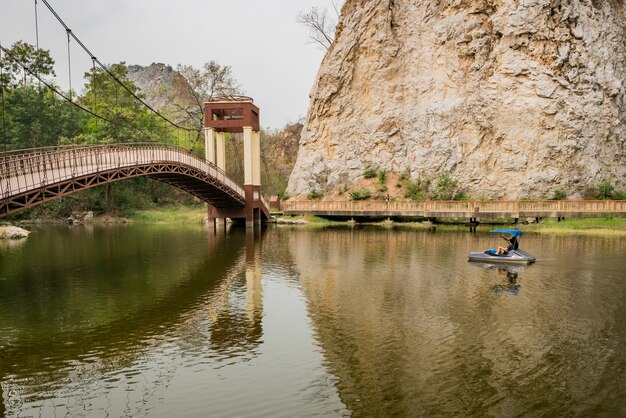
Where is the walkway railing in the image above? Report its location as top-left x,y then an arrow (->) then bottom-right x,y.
1,143 -> 245,200
283,199 -> 626,217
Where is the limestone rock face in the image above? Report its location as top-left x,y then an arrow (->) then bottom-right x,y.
287,0 -> 626,199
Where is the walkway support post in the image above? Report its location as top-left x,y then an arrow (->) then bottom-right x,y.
204,127 -> 216,164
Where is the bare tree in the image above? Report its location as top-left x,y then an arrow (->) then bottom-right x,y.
161,61 -> 240,133
297,1 -> 344,51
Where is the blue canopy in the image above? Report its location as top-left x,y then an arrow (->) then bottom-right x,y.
490,229 -> 523,237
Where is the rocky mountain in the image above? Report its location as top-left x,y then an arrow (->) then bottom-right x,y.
127,63 -> 197,126
287,0 -> 626,199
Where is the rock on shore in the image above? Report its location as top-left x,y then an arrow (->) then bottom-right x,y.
287,0 -> 626,199
0,226 -> 31,239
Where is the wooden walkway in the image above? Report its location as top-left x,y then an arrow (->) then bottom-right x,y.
283,200 -> 626,219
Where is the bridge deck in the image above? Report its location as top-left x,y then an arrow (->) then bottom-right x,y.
1,144 -> 254,217
283,200 -> 626,219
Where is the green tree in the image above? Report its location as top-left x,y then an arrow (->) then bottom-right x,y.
3,86 -> 85,149
0,41 -> 55,89
72,63 -> 171,144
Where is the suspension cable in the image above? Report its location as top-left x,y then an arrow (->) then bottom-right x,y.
0,44 -> 153,134
92,56 -> 97,127
66,28 -> 72,101
1,46 -> 7,154
34,0 -> 40,49
35,0 -> 42,147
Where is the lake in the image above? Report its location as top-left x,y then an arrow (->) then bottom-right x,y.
0,224 -> 624,417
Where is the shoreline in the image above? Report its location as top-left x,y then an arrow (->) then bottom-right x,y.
5,206 -> 626,236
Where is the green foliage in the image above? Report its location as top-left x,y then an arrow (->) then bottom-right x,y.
377,169 -> 388,184
431,172 -> 466,200
0,41 -> 55,89
2,86 -> 85,149
349,189 -> 372,200
75,63 -> 171,144
550,189 -> 567,200
307,188 -> 324,200
337,184 -> 348,194
363,167 -> 377,179
404,179 -> 427,200
583,178 -> 625,200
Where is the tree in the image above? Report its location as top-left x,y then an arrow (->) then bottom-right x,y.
297,1 -> 343,51
74,63 -> 171,144
0,41 -> 55,89
0,42 -> 81,150
3,86 -> 85,149
156,61 -> 241,135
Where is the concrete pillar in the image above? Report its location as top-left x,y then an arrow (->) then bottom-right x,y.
252,130 -> 261,186
204,128 -> 215,164
243,127 -> 254,185
216,132 -> 226,171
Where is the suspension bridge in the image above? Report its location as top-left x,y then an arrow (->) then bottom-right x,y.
0,1 -> 271,227
0,142 -> 270,225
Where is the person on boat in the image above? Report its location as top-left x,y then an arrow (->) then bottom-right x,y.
496,235 -> 517,255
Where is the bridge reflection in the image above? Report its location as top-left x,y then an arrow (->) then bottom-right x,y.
0,225 -> 265,415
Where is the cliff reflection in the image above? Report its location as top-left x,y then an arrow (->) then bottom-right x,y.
287,227 -> 626,417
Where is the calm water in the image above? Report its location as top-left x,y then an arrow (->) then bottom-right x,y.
0,224 -> 624,417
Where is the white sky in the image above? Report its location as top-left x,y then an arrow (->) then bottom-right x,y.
0,0 -> 334,129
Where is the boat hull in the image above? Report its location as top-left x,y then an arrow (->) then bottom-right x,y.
467,249 -> 536,264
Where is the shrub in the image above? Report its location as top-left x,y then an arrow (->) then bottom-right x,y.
307,188 -> 324,200
431,172 -> 465,200
583,178 -> 625,200
337,184 -> 348,194
378,169 -> 388,184
549,189 -> 567,200
349,189 -> 372,200
363,167 -> 377,179
404,179 -> 425,200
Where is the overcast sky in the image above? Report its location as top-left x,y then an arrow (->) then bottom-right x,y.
1,0 -> 335,129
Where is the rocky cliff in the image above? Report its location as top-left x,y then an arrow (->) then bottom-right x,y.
287,0 -> 626,199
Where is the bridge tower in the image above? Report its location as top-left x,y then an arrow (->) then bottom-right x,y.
204,96 -> 263,228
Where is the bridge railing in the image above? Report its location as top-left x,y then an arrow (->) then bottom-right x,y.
1,143 -> 245,199
282,199 -> 626,215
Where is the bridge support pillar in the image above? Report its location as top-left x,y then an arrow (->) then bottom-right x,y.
216,132 -> 226,171
245,185 -> 262,229
244,126 -> 262,229
204,128 -> 216,164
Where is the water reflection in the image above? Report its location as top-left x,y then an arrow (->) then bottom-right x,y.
468,262 -> 524,294
1,225 -> 624,417
0,225 -> 265,416
286,227 -> 626,417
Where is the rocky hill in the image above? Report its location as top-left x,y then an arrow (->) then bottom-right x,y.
127,63 -> 197,126
287,0 -> 626,199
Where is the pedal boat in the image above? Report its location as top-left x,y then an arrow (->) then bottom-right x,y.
467,229 -> 536,265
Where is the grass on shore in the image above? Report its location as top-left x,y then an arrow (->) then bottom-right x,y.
523,217 -> 626,235
129,205 -> 207,224
128,206 -> 626,235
